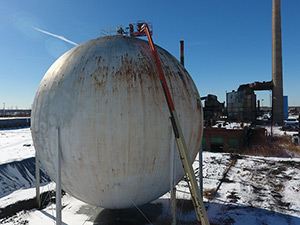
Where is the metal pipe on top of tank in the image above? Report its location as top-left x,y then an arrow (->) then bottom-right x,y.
180,40 -> 184,67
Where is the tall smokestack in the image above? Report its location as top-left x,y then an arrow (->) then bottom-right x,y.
180,40 -> 184,66
272,0 -> 284,125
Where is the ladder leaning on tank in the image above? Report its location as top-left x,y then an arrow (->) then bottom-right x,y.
130,23 -> 210,225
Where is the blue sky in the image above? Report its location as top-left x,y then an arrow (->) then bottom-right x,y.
0,0 -> 299,109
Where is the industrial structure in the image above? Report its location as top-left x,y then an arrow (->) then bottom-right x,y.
272,0 -> 284,125
32,34 -> 201,209
227,88 -> 257,122
32,22 -> 209,224
30,1 -> 286,224
227,0 -> 284,124
201,94 -> 225,124
0,109 -> 31,117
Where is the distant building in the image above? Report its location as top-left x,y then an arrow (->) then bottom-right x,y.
227,88 -> 256,122
201,94 -> 225,124
0,109 -> 31,117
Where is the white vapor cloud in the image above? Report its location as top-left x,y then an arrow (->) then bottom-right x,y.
33,27 -> 78,46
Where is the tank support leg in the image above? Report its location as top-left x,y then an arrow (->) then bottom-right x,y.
56,126 -> 62,225
35,145 -> 40,208
199,146 -> 203,198
170,132 -> 176,225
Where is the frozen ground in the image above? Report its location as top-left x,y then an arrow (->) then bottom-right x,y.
214,120 -> 299,137
0,128 -> 34,164
205,154 -> 300,225
264,125 -> 299,137
0,128 -> 299,224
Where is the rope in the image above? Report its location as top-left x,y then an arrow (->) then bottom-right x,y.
118,185 -> 153,225
129,198 -> 153,225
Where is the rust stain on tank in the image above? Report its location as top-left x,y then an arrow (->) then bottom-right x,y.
94,76 -> 104,88
152,157 -> 156,171
112,168 -> 119,177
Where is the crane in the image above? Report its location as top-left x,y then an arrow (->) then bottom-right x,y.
131,22 -> 210,225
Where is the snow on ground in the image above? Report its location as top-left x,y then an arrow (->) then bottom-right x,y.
2,192 -> 94,225
209,155 -> 300,224
201,152 -> 232,190
0,183 -> 54,209
213,120 -> 299,137
22,194 -> 93,225
264,125 -> 299,136
213,121 -> 249,129
1,128 -> 300,224
0,128 -> 34,164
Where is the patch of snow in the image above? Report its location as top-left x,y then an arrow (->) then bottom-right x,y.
0,128 -> 34,164
264,125 -> 298,136
1,128 -> 300,224
213,156 -> 300,218
0,183 -> 54,208
1,193 -> 93,225
213,121 -> 248,129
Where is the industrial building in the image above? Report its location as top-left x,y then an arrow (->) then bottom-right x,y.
226,0 -> 284,125
226,88 -> 256,122
201,94 -> 225,124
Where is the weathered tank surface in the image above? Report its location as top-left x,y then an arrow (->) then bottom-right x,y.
31,35 -> 203,209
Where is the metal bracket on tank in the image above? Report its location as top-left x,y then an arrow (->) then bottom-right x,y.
99,22 -> 153,37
